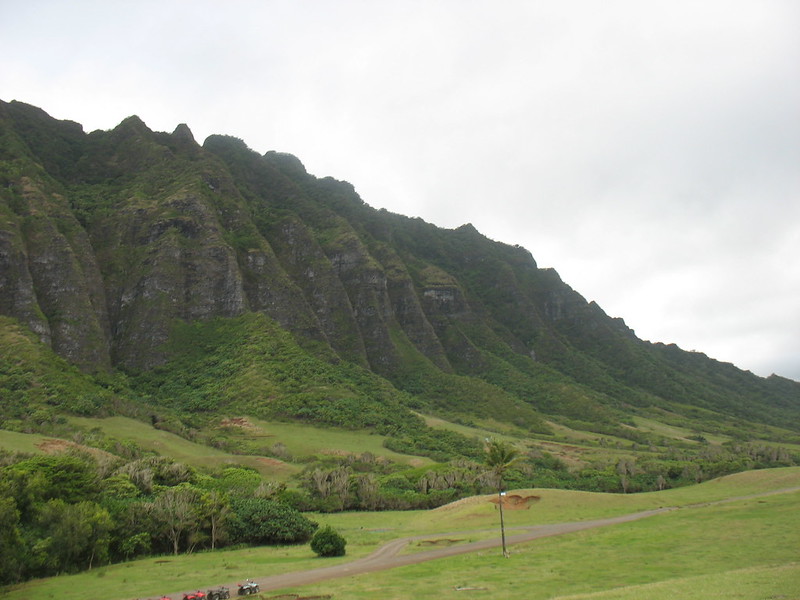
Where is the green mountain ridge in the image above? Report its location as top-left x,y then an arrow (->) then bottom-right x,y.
1,98 -> 798,443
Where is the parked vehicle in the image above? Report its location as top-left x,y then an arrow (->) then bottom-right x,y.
183,592 -> 206,600
237,579 -> 260,595
206,587 -> 230,600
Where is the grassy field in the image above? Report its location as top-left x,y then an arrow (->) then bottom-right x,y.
0,429 -> 59,454
0,415 -> 434,480
68,415 -> 433,467
3,467 -> 798,600
231,416 -> 434,466
5,407 -> 766,481
67,416 -> 299,479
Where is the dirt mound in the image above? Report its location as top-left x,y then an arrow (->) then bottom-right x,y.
219,417 -> 261,432
257,456 -> 287,467
36,438 -> 114,460
417,538 -> 464,547
433,492 -> 542,513
489,494 -> 541,510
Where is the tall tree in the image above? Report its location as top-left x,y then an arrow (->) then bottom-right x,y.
484,439 -> 521,558
150,484 -> 201,555
200,490 -> 231,550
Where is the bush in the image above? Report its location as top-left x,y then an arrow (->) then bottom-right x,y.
229,497 -> 318,545
310,525 -> 346,557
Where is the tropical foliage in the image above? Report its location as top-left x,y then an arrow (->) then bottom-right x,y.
0,450 -> 317,585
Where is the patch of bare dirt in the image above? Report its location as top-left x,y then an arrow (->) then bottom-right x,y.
417,538 -> 464,546
432,492 -> 542,513
257,457 -> 287,467
36,438 -> 114,460
219,417 -> 262,432
488,494 -> 541,510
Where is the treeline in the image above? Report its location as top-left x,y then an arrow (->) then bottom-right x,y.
0,450 -> 317,586
280,441 -> 799,512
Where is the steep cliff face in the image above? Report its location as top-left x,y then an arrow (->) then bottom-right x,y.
265,215 -> 368,365
19,179 -> 111,370
0,102 -> 112,370
1,100 -> 797,432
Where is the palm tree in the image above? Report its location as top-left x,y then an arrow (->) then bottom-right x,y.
484,439 -> 521,558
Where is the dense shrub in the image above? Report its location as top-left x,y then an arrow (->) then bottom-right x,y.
310,525 -> 346,557
228,497 -> 318,545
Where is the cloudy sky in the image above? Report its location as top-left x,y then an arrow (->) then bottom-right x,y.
2,1 -> 799,380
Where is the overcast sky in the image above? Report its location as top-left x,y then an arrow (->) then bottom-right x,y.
2,0 -> 799,380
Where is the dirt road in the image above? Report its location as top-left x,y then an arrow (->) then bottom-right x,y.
158,506 -> 672,599
253,506 -> 673,594
156,485 -> 800,599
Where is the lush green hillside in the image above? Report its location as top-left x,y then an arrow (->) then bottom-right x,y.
1,97 -> 798,468
2,99 -> 797,439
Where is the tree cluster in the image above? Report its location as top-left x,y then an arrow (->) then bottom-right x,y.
0,451 -> 317,586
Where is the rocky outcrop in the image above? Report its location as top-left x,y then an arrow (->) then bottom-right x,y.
324,229 -> 400,374
4,175 -> 111,370
98,191 -> 250,369
0,218 -> 52,346
265,215 -> 368,366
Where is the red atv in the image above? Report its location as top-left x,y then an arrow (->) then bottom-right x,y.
183,592 -> 206,600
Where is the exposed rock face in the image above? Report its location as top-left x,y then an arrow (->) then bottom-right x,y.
325,231 -> 399,374
266,215 -> 368,365
99,191 -> 250,369
0,99 -> 632,380
0,224 -> 51,345
6,176 -> 111,370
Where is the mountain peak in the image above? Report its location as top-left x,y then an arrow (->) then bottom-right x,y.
171,122 -> 195,143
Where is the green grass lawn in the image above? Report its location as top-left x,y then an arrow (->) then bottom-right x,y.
0,429 -> 56,454
4,467 -> 799,600
551,562 -> 800,600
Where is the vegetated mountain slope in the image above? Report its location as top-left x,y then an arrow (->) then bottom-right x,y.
1,99 -> 798,439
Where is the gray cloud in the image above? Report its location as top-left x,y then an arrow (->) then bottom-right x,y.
2,0 -> 798,378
